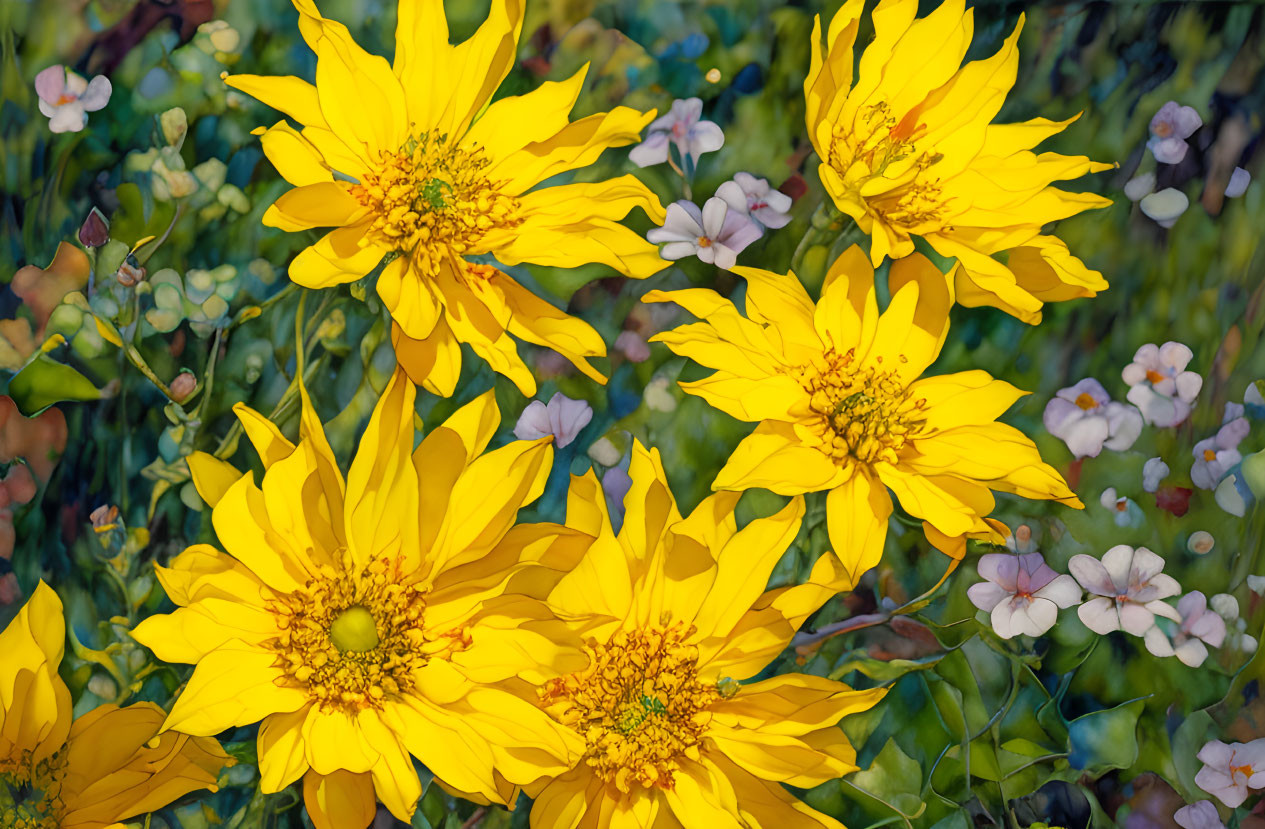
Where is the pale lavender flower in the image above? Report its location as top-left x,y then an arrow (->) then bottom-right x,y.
615,330 -> 650,363
1144,591 -> 1226,667
1069,545 -> 1181,636
513,393 -> 593,448
1143,457 -> 1170,493
1148,101 -> 1202,164
1195,739 -> 1265,808
1174,801 -> 1224,829
716,173 -> 793,230
1225,167 -> 1251,198
35,65 -> 111,133
647,198 -> 761,271
1043,378 -> 1142,458
967,553 -> 1080,639
1191,416 -> 1249,490
629,98 -> 723,169
1123,342 -> 1202,427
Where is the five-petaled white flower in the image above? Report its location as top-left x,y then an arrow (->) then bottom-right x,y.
1069,545 -> 1181,635
1143,591 -> 1226,667
1123,342 -> 1203,427
647,198 -> 761,271
1195,738 -> 1265,808
716,172 -> 793,230
967,553 -> 1080,639
1191,415 -> 1250,490
1043,378 -> 1142,458
35,65 -> 111,133
1148,101 -> 1202,164
513,392 -> 593,448
629,97 -> 724,170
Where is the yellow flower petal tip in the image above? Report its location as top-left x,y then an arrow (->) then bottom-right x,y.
234,0 -> 665,394
805,0 -> 1112,321
650,249 -> 1078,577
531,441 -> 883,827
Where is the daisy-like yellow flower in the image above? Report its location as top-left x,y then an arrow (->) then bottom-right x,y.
645,246 -> 1082,585
526,442 -> 884,828
805,0 -> 1113,323
227,0 -> 667,395
132,370 -> 584,829
1,582 -> 230,829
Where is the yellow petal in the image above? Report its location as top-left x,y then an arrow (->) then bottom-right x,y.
0,581 -> 72,762
496,272 -> 608,385
392,0 -> 453,129
463,67 -> 586,161
712,422 -> 848,495
263,181 -> 364,233
223,73 -> 327,128
186,451 -> 242,509
310,20 -> 408,161
290,223 -> 384,289
303,769 -> 377,829
908,371 -> 1026,433
233,403 -> 296,467
492,106 -> 656,195
437,0 -> 526,137
813,245 -> 877,355
163,645 -> 308,736
258,707 -> 312,792
258,121 -> 333,187
825,469 -> 892,588
392,317 -> 462,397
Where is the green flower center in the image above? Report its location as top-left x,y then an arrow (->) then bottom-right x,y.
329,606 -> 380,653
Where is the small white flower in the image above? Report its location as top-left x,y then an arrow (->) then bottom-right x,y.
1124,172 -> 1156,201
647,198 -> 762,271
513,392 -> 593,448
1210,593 -> 1238,621
587,436 -> 622,467
629,98 -> 724,169
716,173 -> 793,230
1195,738 -> 1265,808
1122,342 -> 1202,427
35,65 -> 111,133
1174,800 -> 1224,829
1069,545 -> 1182,636
1148,101 -> 1202,164
1186,531 -> 1215,555
1144,591 -> 1226,667
1225,167 -> 1251,198
1143,457 -> 1170,492
967,553 -> 1081,639
1191,417 -> 1249,490
1043,378 -> 1142,458
1140,187 -> 1190,228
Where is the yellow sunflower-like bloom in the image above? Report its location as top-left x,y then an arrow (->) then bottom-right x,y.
645,246 -> 1082,586
131,370 -> 585,829
1,582 -> 230,829
805,0 -> 1114,323
226,0 -> 667,395
525,442 -> 885,828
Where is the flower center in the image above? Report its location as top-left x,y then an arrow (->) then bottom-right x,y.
0,749 -> 68,829
1203,449 -> 1217,462
348,133 -> 520,277
1232,761 -> 1255,782
830,101 -> 945,229
267,552 -> 461,713
540,625 -> 720,793
697,236 -> 713,248
793,347 -> 926,466
1074,392 -> 1099,410
1145,369 -> 1166,384
1154,122 -> 1173,138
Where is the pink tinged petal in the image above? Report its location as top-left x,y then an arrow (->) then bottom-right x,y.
760,189 -> 792,214
967,581 -> 1010,612
701,197 -> 729,239
1127,547 -> 1167,588
1146,573 -> 1181,601
1175,638 -> 1210,667
545,393 -> 593,448
1177,591 -> 1207,619
1173,801 -> 1225,829
48,103 -> 87,133
615,331 -> 650,362
1196,740 -> 1235,769
1118,602 -> 1158,636
976,553 -> 1019,591
1195,763 -> 1248,808
1144,600 -> 1183,626
1176,371 -> 1203,402
1188,611 -> 1226,648
687,120 -> 725,158
1061,415 -> 1110,458
1122,363 -> 1148,386
1043,398 -> 1086,436
1014,598 -> 1058,637
1015,553 -> 1056,593
1159,342 -> 1195,371
629,132 -> 671,168
1077,596 -> 1120,634
34,65 -> 65,104
1144,626 -> 1175,658
513,401 -> 552,441
78,76 -> 112,111
715,180 -> 749,215
1068,554 -> 1115,596
990,599 -> 1022,639
1103,403 -> 1143,451
1033,575 -> 1081,608
752,205 -> 792,229
718,212 -> 762,253
1225,167 -> 1251,198
1101,545 -> 1139,593
672,97 -> 703,126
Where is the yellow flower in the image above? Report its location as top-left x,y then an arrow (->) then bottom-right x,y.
227,0 -> 667,395
527,442 -> 884,827
132,370 -> 584,829
646,247 -> 1082,586
0,582 -> 230,829
805,0 -> 1113,323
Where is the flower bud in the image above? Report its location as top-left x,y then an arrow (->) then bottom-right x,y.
78,207 -> 109,248
170,371 -> 197,402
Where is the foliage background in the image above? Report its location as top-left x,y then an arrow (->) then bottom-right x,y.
1,0 -> 1263,826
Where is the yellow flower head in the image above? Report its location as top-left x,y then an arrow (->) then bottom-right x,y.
806,0 -> 1114,323
227,0 -> 668,395
132,371 -> 585,829
646,246 -> 1082,586
528,442 -> 884,828
0,582 -> 230,829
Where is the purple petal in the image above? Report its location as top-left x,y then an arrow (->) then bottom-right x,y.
977,553 -> 1020,591
1225,167 -> 1251,198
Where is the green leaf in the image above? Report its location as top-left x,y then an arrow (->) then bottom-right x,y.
832,653 -> 944,681
1170,709 -> 1215,801
848,738 -> 926,819
7,353 -> 101,415
1066,697 -> 1147,775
